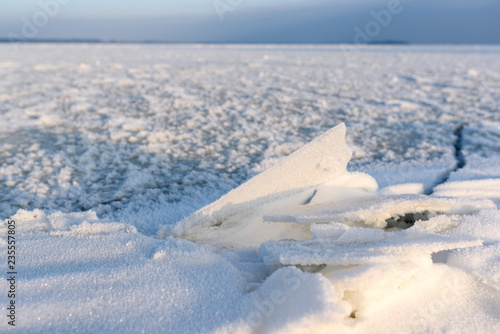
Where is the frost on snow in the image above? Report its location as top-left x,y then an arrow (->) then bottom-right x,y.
171,121 -> 500,333
2,44 -> 500,334
168,121 -> 500,333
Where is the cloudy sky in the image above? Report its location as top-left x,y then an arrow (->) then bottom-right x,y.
1,0 -> 499,43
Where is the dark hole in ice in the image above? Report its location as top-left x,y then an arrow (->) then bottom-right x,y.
296,264 -> 327,273
384,211 -> 432,230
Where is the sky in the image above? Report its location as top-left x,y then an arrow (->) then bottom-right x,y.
0,0 -> 499,43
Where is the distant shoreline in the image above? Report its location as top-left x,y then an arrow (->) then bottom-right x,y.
1,39 -> 499,45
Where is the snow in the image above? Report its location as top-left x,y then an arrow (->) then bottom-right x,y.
379,183 -> 425,195
1,44 -> 500,333
434,179 -> 500,201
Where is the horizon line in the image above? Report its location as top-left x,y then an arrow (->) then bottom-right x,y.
2,38 -> 500,46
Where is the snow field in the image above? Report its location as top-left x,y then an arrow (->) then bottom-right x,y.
1,44 -> 500,333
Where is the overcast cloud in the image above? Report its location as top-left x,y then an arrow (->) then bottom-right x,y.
0,0 -> 499,43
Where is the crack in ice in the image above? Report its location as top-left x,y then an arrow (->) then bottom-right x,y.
429,124 -> 467,195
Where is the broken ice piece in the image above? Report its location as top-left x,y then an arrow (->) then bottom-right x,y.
264,194 -> 496,229
172,123 -> 377,248
260,225 -> 483,266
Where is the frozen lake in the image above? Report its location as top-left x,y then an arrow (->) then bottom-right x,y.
1,44 -> 499,333
1,44 -> 499,230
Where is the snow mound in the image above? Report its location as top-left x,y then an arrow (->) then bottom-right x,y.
242,267 -> 350,334
324,260 -> 500,334
172,123 -> 377,247
2,209 -> 137,235
447,243 -> 500,290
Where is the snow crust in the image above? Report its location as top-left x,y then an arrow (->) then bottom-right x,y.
1,44 -> 500,333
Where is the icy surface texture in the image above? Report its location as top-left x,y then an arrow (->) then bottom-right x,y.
1,44 -> 500,333
1,44 -> 500,235
174,123 -> 377,247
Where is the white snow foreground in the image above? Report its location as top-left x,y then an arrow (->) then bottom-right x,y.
168,122 -> 500,333
3,123 -> 500,333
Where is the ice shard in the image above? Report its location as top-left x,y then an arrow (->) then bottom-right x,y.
172,123 -> 377,247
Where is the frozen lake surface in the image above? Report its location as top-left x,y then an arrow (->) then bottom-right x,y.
1,44 -> 499,333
